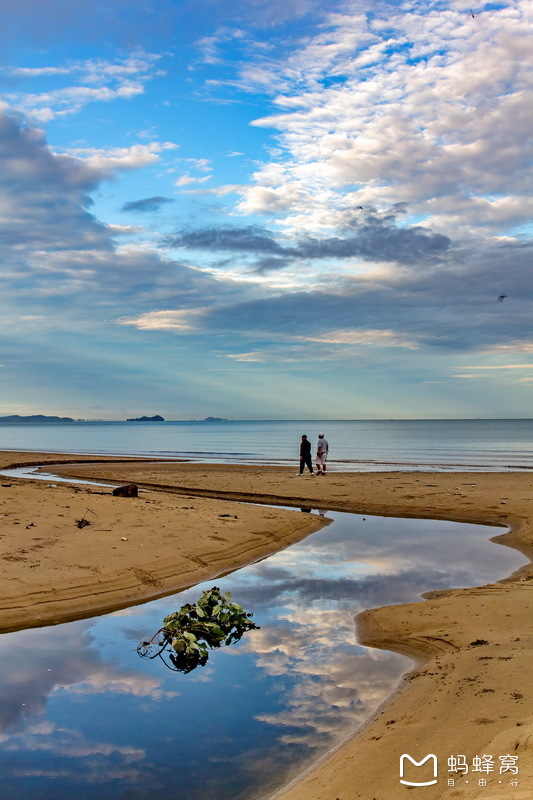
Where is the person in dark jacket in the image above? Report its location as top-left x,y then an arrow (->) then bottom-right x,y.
299,435 -> 314,475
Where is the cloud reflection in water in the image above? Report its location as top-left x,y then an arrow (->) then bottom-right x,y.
0,511 -> 523,800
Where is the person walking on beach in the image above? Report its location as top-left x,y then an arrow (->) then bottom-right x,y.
299,435 -> 314,475
315,433 -> 329,475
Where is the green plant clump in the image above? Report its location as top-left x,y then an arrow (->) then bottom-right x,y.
137,587 -> 259,673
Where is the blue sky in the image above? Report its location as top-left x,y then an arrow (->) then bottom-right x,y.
1,0 -> 532,420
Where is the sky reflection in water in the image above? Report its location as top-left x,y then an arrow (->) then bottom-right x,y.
0,512 -> 524,800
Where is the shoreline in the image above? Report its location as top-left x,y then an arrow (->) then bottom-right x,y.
1,452 -> 532,798
2,445 -> 533,474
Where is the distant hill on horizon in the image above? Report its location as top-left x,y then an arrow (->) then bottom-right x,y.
0,414 -> 75,423
126,415 -> 165,422
0,414 -> 232,424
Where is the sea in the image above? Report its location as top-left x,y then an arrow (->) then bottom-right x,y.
0,418 -> 532,471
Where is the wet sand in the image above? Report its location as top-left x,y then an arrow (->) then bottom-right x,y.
0,452 -> 326,632
1,452 -> 533,799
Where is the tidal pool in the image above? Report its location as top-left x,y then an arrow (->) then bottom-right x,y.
0,511 -> 524,800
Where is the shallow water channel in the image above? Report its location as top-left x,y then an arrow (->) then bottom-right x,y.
0,500 -> 525,800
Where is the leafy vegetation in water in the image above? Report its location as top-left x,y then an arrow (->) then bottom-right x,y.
137,587 -> 259,673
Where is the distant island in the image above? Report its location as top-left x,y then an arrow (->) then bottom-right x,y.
0,414 -> 75,424
0,413 -> 229,424
126,415 -> 165,422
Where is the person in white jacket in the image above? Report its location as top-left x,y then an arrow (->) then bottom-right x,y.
315,433 -> 329,475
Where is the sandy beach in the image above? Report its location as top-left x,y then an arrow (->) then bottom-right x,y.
0,452 -> 327,632
1,451 -> 532,799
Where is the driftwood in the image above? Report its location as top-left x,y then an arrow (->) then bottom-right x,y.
112,484 -> 139,497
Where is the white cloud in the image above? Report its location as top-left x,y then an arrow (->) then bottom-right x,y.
61,142 -> 178,173
174,173 -> 212,187
184,157 -> 212,172
9,66 -> 71,77
299,328 -> 420,348
224,329 -> 421,364
462,363 -> 533,369
236,179 -> 308,216
6,52 -> 164,120
195,27 -> 249,65
188,183 -> 243,196
214,1 -> 533,236
106,223 -> 143,235
117,308 -> 206,331
484,343 -> 533,354
174,174 -> 198,186
226,352 -> 266,362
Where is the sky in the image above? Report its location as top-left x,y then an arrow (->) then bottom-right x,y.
0,0 -> 532,420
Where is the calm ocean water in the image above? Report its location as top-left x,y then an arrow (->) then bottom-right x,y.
0,419 -> 532,471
